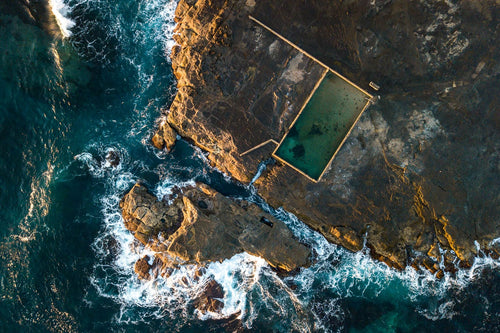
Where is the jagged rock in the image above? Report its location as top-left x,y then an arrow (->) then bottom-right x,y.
193,280 -> 224,313
151,121 -> 177,151
155,0 -> 499,271
120,184 -> 183,245
1,0 -> 63,37
120,183 -> 310,274
134,256 -> 152,280
158,0 -> 325,183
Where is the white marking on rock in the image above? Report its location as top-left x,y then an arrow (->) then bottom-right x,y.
246,0 -> 256,8
280,53 -> 305,83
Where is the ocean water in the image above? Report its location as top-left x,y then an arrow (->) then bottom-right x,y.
0,1 -> 499,332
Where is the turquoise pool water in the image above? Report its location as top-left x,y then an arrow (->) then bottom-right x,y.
274,71 -> 370,180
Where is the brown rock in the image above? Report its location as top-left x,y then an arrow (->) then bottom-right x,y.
151,120 -> 177,151
3,0 -> 63,38
438,216 -> 476,264
121,183 -> 311,276
166,183 -> 311,272
427,243 -> 440,259
194,267 -> 206,281
329,226 -> 363,252
155,0 -> 499,272
490,250 -> 499,260
120,183 -> 183,245
165,0 -> 325,182
421,257 -> 438,274
134,256 -> 152,280
193,280 -> 224,313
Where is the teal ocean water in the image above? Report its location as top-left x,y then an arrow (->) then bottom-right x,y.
0,1 -> 499,331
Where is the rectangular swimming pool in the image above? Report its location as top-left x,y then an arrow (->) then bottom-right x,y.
273,70 -> 371,181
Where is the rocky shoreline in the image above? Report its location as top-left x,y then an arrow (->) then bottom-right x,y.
120,183 -> 310,273
120,181 -> 311,313
132,0 -> 499,279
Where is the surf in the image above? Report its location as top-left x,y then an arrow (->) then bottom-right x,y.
49,0 -> 75,37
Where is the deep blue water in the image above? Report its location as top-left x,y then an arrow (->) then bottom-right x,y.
0,1 -> 499,332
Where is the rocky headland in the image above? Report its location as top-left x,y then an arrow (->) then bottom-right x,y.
147,0 -> 499,275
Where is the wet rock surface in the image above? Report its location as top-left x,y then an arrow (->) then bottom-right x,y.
156,0 -> 499,270
120,183 -> 183,246
120,183 -> 311,274
165,0 -> 325,182
151,120 -> 177,151
193,280 -> 225,313
134,255 -> 152,280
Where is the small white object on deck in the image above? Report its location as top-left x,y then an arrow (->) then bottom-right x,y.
369,81 -> 380,91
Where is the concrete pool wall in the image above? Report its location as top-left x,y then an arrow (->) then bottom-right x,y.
273,70 -> 373,181
249,15 -> 374,182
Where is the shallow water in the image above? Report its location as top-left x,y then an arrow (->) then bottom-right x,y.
0,1 -> 499,332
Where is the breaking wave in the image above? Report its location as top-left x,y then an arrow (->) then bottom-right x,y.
49,0 -> 76,37
77,135 -> 500,331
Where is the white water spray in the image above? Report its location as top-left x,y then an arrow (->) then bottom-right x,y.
49,0 -> 76,37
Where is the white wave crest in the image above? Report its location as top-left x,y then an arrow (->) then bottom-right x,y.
81,137 -> 500,330
49,0 -> 75,37
243,200 -> 500,327
90,170 -> 273,324
74,145 -> 127,178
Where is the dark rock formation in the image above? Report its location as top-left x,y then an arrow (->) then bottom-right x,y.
166,0 -> 325,182
193,280 -> 225,313
105,150 -> 120,167
134,255 -> 152,280
120,183 -> 183,246
120,183 -> 310,273
155,0 -> 499,270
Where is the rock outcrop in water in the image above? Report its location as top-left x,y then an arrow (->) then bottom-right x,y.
151,120 -> 177,151
153,0 -> 500,272
193,279 -> 225,313
120,183 -> 310,275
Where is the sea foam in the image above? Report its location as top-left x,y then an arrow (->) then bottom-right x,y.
49,0 -> 75,37
82,138 -> 500,330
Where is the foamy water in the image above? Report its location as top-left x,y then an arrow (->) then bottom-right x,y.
49,0 -> 76,37
74,136 -> 500,330
77,139 -> 252,320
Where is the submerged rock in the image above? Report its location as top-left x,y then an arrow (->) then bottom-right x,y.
154,0 -> 499,271
105,150 -> 120,168
120,183 -> 310,274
